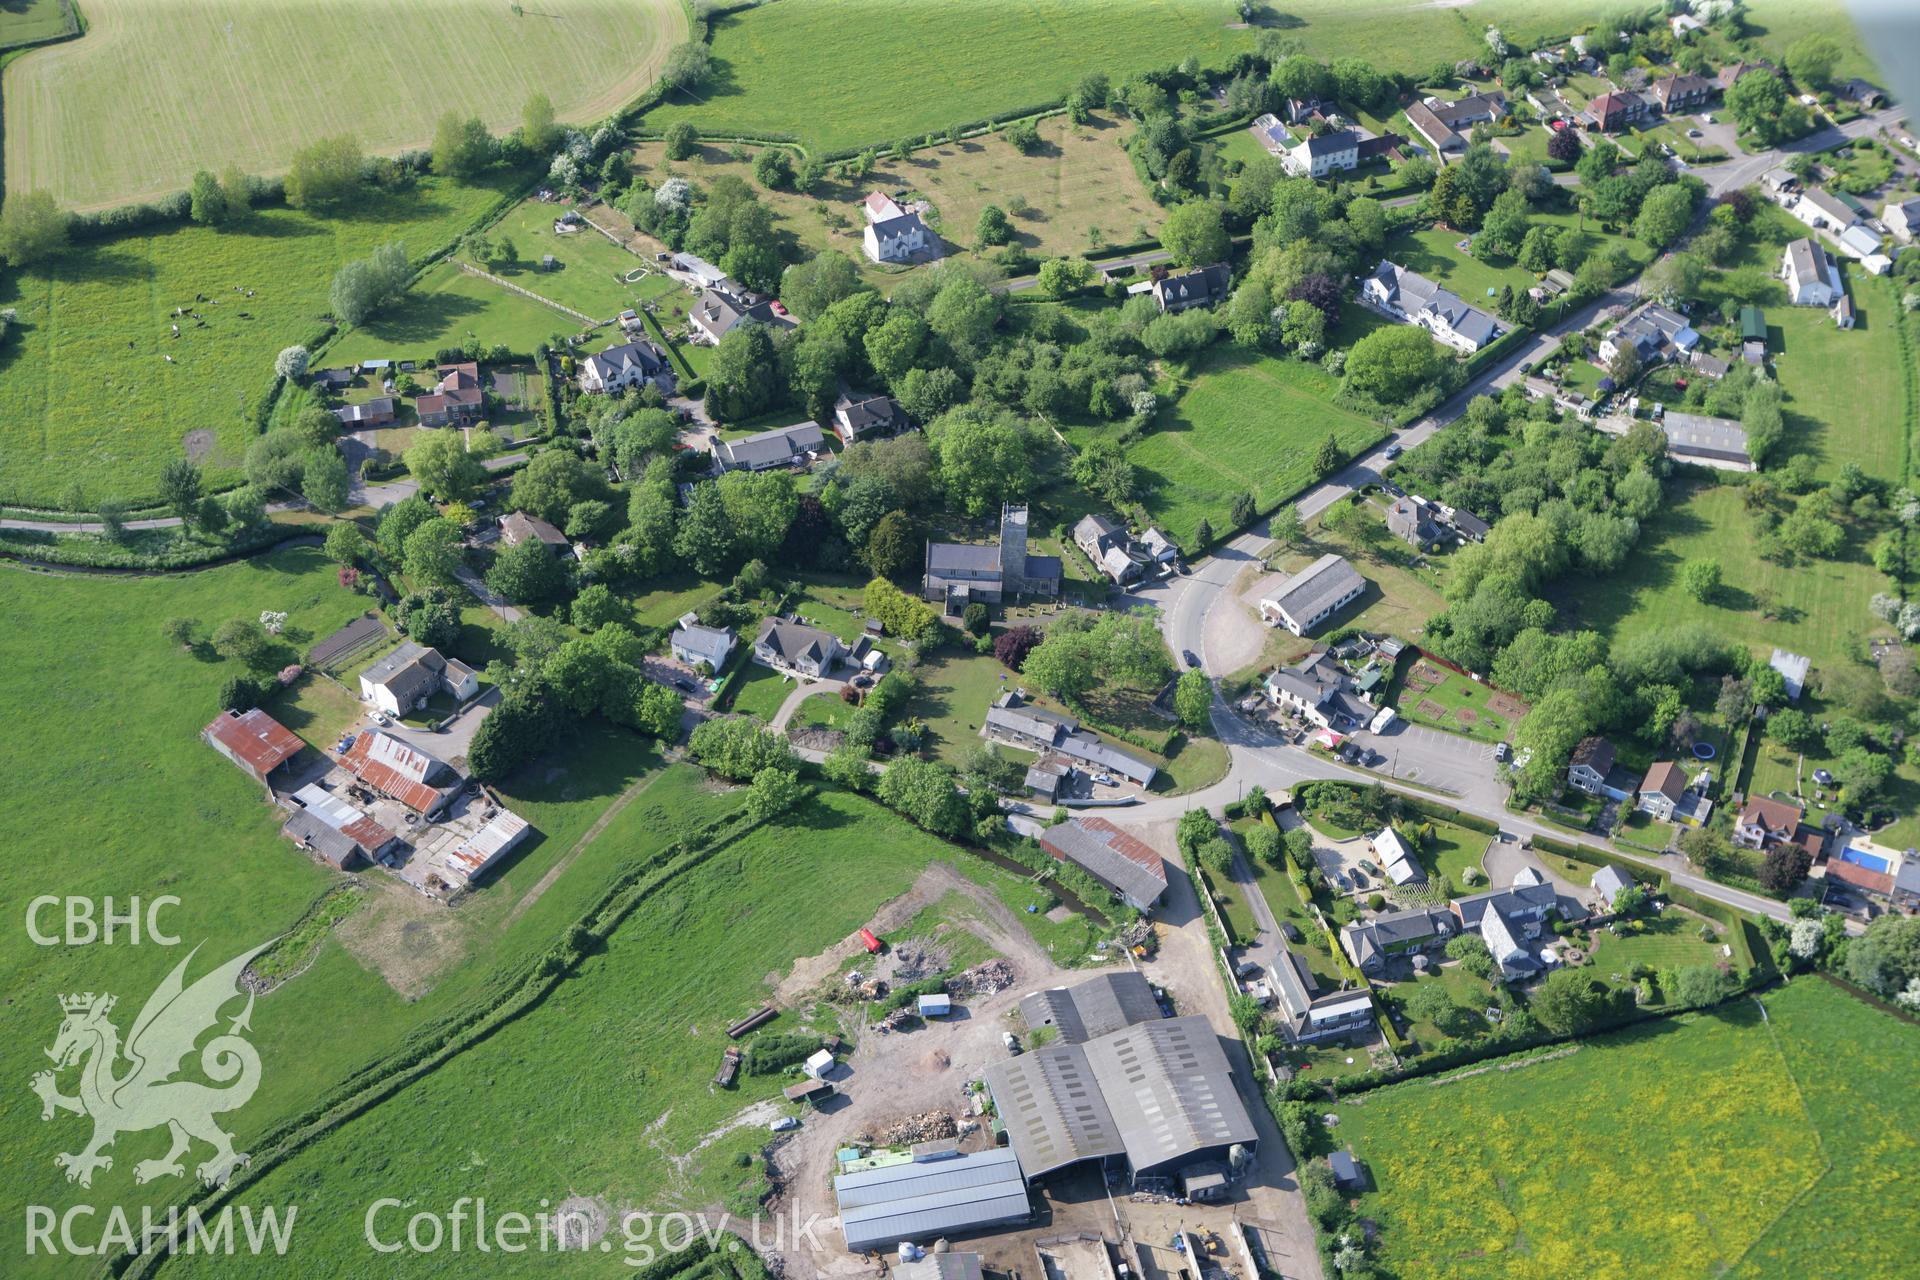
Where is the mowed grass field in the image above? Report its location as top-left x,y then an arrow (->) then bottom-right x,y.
324,260 -> 582,368
646,0 -> 1251,153
2,0 -> 687,209
162,794 -> 1056,1278
0,172 -> 523,507
1335,979 -> 1920,1280
1770,277 -> 1908,483
0,0 -> 74,49
1127,347 -> 1385,543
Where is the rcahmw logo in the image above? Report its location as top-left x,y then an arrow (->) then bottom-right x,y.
25,939 -> 300,1258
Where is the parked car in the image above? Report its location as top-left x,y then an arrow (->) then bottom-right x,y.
1686,127 -> 1703,137
1359,859 -> 1381,876
770,1117 -> 800,1133
1495,742 -> 1510,762
1351,870 -> 1369,888
1182,649 -> 1201,670
1003,1032 -> 1022,1055
1383,442 -> 1403,460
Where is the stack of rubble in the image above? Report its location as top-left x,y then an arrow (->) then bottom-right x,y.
873,1112 -> 958,1147
947,958 -> 1016,998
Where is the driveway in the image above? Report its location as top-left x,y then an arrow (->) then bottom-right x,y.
375,685 -> 500,764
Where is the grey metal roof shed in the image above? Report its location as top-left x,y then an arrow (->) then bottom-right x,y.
833,1147 -> 1030,1252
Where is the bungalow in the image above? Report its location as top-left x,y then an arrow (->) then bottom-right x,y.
359,641 -> 479,717
1792,189 -> 1864,234
416,362 -> 484,427
1583,90 -> 1650,132
861,191 -> 932,264
1339,906 -> 1455,976
1733,796 -> 1824,856
1403,91 -> 1506,155
1835,223 -> 1883,262
1282,129 -> 1360,179
1567,736 -> 1635,801
499,511 -> 570,553
202,707 -> 305,789
1591,864 -> 1634,911
1263,648 -> 1373,730
1259,553 -> 1366,636
1371,827 -> 1426,887
832,389 -> 909,444
1781,238 -> 1844,307
1361,260 -> 1502,353
578,338 -> 675,395
1599,302 -> 1698,366
1647,71 -> 1716,114
1839,78 -> 1886,109
1659,410 -> 1752,471
752,617 -> 846,678
1038,817 -> 1168,910
983,693 -> 1157,788
1269,950 -> 1373,1044
313,367 -> 355,392
670,252 -> 729,290
711,422 -> 825,472
1152,262 -> 1233,313
334,397 -> 396,427
670,613 -> 735,672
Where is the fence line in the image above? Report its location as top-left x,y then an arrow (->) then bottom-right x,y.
457,263 -> 598,327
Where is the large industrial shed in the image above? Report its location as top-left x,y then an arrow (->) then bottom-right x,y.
985,974 -> 1258,1186
834,1148 -> 1031,1253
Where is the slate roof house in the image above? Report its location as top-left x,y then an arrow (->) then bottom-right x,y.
1733,796 -> 1824,857
1361,261 -> 1502,353
1781,238 -> 1844,307
752,617 -> 845,678
984,692 -> 1157,787
1039,817 -> 1168,910
985,973 -> 1258,1185
1567,736 -> 1635,801
578,339 -> 675,395
1452,872 -> 1559,977
686,288 -> 794,347
1259,554 -> 1366,636
1403,92 -> 1505,154
499,511 -> 570,553
861,191 -> 932,264
670,613 -> 735,671
1282,129 -> 1359,178
1339,906 -> 1455,976
832,389 -> 909,444
1074,513 -> 1141,584
1263,648 -> 1373,730
1386,494 -> 1447,547
358,641 -> 479,717
1599,302 -> 1698,366
1269,949 -> 1374,1044
415,362 -> 484,428
922,504 -> 1061,609
712,422 -> 826,472
1152,262 -> 1233,313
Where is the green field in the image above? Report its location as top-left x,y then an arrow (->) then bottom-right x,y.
1335,979 -> 1920,1279
324,260 -> 585,368
646,0 -> 1251,154
3,0 -> 687,209
478,197 -> 670,319
0,171 -> 526,507
1127,347 -> 1386,543
161,792 -> 1060,1277
1770,277 -> 1908,483
0,0 -> 74,48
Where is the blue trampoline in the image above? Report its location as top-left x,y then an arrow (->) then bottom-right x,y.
1692,742 -> 1716,760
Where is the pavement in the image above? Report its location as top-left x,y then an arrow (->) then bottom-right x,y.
1689,105 -> 1908,196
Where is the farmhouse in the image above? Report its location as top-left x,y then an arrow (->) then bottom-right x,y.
1403,91 -> 1506,155
359,641 -> 479,717
1583,90 -> 1650,132
499,511 -> 570,553
1360,261 -> 1501,353
1567,736 -> 1635,801
1659,410 -> 1752,471
1282,129 -> 1360,178
753,618 -> 845,678
984,973 -> 1258,1185
1259,553 -> 1366,636
922,504 -> 1061,608
203,707 -> 305,790
712,422 -> 826,472
1038,817 -> 1168,910
1452,873 -> 1559,977
415,362 -> 484,428
283,782 -> 400,869
861,191 -> 932,264
984,692 -> 1157,788
1599,302 -> 1698,366
1152,262 -> 1233,313
670,614 -> 735,671
333,397 -> 395,427
832,1147 -> 1030,1254
578,339 -> 675,395
1269,949 -> 1374,1044
1339,906 -> 1455,976
832,388 -> 909,444
1263,648 -> 1373,730
339,730 -> 459,817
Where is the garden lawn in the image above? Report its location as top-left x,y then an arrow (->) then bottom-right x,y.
0,171 -> 528,507
1769,276 -> 1909,484
476,197 -> 663,319
1131,347 -> 1386,543
1586,909 -> 1727,987
1559,483 -> 1891,681
1333,982 -> 1919,1279
325,260 -> 585,368
645,0 -> 1252,153
1384,656 -> 1523,745
724,661 -> 798,722
159,792 -> 1037,1277
1198,864 -> 1259,945
1422,820 -> 1487,895
622,571 -> 727,630
3,0 -> 686,209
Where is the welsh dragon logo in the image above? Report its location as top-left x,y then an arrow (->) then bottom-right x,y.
31,941 -> 272,1189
